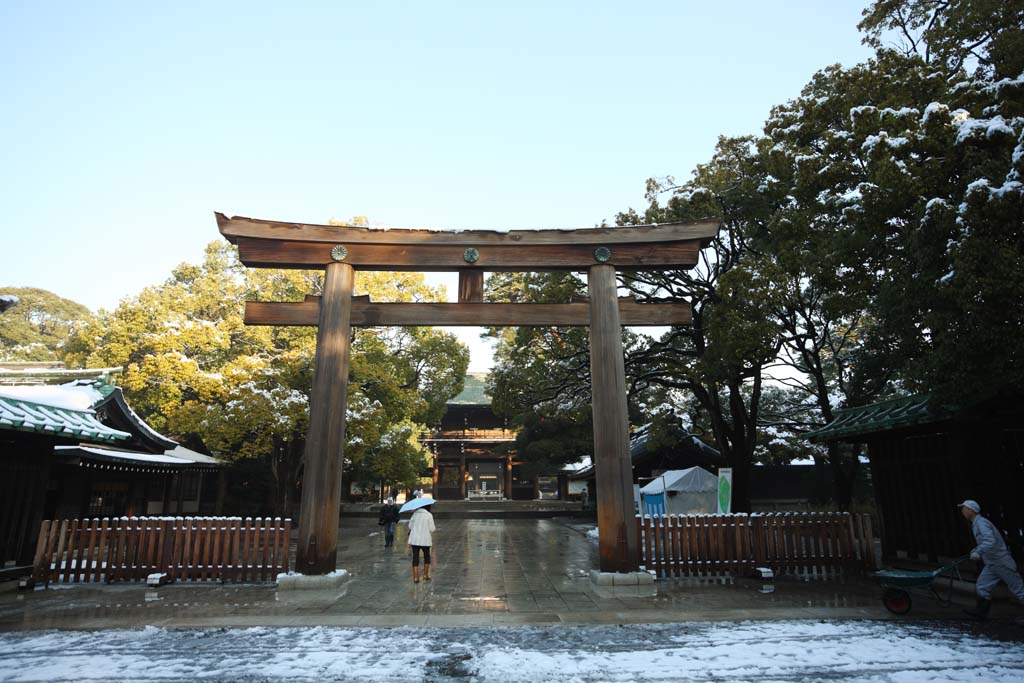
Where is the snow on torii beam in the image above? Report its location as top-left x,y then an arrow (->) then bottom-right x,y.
217,212 -> 719,576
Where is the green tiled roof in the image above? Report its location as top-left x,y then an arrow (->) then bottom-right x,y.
0,394 -> 132,443
805,394 -> 949,442
448,372 -> 491,405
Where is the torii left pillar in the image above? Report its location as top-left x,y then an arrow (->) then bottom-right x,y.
296,261 -> 354,574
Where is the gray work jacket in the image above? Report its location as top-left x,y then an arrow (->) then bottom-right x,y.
971,515 -> 1018,569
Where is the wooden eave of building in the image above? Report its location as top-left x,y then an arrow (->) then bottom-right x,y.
422,434 -> 517,443
804,395 -> 950,443
54,445 -> 219,472
93,387 -> 179,453
217,212 -> 720,272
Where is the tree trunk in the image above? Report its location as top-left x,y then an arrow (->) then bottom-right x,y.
695,380 -> 758,513
831,444 -> 861,511
730,444 -> 753,513
813,454 -> 830,503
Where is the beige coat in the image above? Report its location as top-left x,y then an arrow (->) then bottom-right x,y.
407,508 -> 436,547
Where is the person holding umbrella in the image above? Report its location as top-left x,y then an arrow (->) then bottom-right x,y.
400,496 -> 436,583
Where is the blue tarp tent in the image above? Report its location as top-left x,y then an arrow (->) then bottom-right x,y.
639,466 -> 718,516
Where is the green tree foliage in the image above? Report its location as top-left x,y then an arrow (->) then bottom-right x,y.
484,271 -> 603,473
0,287 -> 93,361
859,0 -> 1024,78
64,241 -> 469,513
794,3 -> 1024,405
485,139 -> 783,512
753,51 -> 948,505
744,0 -> 1022,505
618,137 -> 783,512
486,0 -> 1023,513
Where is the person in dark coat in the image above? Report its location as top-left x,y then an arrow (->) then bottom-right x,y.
378,497 -> 401,548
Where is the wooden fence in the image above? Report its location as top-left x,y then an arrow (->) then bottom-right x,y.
31,517 -> 291,586
637,512 -> 875,578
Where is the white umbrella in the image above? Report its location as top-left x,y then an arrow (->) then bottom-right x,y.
399,497 -> 435,514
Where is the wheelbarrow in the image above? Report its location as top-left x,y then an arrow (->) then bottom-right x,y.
874,556 -> 971,614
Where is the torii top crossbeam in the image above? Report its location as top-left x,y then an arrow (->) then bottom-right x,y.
216,213 -> 719,272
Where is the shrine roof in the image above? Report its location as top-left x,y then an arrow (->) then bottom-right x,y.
448,373 -> 491,406
0,392 -> 131,443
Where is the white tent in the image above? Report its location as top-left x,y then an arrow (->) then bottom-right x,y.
639,466 -> 718,516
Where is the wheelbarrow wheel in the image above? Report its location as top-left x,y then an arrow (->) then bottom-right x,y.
882,588 -> 912,615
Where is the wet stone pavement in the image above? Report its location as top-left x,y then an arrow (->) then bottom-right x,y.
2,518 -> 1022,630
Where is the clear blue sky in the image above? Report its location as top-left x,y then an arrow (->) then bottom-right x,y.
1,1 -> 873,367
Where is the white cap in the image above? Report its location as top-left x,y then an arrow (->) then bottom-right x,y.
958,500 -> 981,513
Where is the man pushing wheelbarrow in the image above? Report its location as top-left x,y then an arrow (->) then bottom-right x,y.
958,499 -> 1024,619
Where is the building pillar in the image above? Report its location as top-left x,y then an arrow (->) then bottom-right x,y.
432,449 -> 439,498
195,471 -> 204,513
161,474 -> 173,515
505,456 -> 513,500
459,452 -> 467,499
295,261 -> 355,575
587,264 -> 639,573
175,473 -> 185,515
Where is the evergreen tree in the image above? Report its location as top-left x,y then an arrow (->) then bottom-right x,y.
64,241 -> 469,514
0,287 -> 92,362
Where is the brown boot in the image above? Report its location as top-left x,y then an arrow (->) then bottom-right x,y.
413,566 -> 420,583
424,565 -> 431,581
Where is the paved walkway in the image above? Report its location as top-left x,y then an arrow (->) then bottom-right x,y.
2,518 -> 1022,630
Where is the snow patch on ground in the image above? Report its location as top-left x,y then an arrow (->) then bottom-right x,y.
1,621 -> 1022,682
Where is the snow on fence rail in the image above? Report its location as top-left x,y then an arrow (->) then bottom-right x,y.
636,512 -> 874,578
29,516 -> 291,587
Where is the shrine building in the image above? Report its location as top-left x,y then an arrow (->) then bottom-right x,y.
422,372 -> 567,501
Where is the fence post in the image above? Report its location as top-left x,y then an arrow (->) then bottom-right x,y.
642,515 -> 653,571
861,513 -> 875,570
28,520 -> 50,588
736,515 -> 748,576
667,516 -> 678,577
264,518 -> 276,581
282,518 -> 292,574
678,516 -> 689,576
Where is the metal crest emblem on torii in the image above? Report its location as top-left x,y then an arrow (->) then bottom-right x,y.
216,212 -> 719,575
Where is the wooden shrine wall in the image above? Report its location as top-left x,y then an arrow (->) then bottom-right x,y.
868,423 -> 1024,565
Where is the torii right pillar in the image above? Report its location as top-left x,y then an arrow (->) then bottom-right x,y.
588,264 -> 639,572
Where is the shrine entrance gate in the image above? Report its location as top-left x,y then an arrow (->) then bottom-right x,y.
216,213 -> 718,574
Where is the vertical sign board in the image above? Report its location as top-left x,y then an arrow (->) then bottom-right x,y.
717,467 -> 733,514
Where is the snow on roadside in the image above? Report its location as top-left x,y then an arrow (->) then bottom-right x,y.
1,621 -> 1022,682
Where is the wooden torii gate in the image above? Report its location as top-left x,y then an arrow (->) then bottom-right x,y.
216,212 -> 718,574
